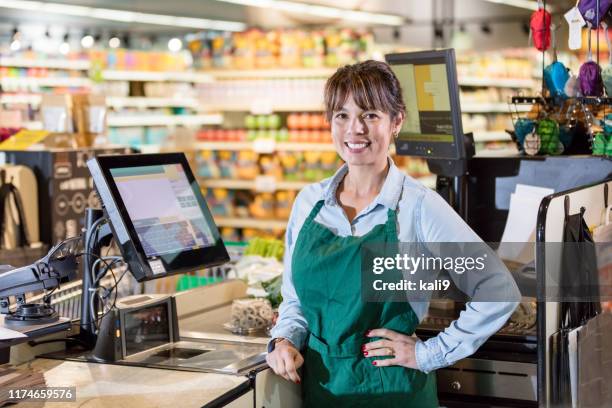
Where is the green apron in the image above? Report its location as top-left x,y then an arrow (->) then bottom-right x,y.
292,199 -> 439,407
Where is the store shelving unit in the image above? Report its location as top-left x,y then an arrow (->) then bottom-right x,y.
0,57 -> 91,70
106,113 -> 223,127
214,217 -> 289,230
105,96 -> 200,109
200,178 -> 310,191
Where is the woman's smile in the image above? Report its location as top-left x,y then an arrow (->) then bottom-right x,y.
344,140 -> 372,153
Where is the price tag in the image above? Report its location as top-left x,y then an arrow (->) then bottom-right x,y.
253,138 -> 276,153
254,175 -> 277,192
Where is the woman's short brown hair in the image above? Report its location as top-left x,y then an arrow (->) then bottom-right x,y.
323,60 -> 406,122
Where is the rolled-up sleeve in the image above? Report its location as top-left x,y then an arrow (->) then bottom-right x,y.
414,190 -> 520,373
269,191 -> 310,350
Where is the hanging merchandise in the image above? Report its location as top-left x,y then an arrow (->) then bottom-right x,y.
592,131 -> 610,154
537,118 -> 563,154
524,132 -> 542,155
578,0 -> 612,27
565,5 -> 587,50
530,1 -> 552,51
564,74 -> 580,96
544,24 -> 570,98
602,22 -> 612,96
513,118 -> 536,148
578,24 -> 605,96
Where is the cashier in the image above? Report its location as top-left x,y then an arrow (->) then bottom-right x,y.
266,60 -> 520,407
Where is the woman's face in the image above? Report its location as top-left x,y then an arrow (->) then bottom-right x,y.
331,94 -> 403,168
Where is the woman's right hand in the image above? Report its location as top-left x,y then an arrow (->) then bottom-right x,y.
265,338 -> 304,384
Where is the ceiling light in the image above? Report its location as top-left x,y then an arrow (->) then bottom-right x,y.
0,0 -> 246,31
59,33 -> 70,55
81,35 -> 94,48
479,0 -> 544,11
10,39 -> 21,51
213,0 -> 404,26
109,36 -> 121,49
59,42 -> 70,55
168,38 -> 183,52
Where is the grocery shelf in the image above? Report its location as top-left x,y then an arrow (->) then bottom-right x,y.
0,57 -> 91,70
214,217 -> 288,230
193,141 -> 336,152
106,96 -> 200,108
102,70 -> 214,83
107,113 -> 223,127
205,67 -> 337,79
199,103 -> 324,112
199,178 -> 310,191
0,94 -> 42,105
461,103 -> 530,113
459,77 -> 535,88
1,95 -> 201,109
0,77 -> 92,88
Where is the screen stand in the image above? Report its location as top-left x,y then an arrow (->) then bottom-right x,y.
79,208 -> 114,348
426,133 -> 474,221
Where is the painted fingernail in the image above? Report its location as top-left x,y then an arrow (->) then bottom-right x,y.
363,351 -> 369,356
365,330 -> 372,336
361,344 -> 366,351
297,380 -> 301,384
372,361 -> 377,366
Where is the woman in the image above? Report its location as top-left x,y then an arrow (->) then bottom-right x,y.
266,60 -> 520,407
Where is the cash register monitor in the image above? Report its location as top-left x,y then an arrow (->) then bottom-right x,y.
88,153 -> 229,282
386,49 -> 466,160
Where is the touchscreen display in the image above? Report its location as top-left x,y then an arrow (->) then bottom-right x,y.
110,164 -> 216,258
390,59 -> 454,143
124,303 -> 171,356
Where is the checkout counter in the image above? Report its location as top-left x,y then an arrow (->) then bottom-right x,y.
0,153 -> 300,407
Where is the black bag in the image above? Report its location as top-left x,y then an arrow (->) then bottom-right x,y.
550,203 -> 601,407
0,170 -> 47,267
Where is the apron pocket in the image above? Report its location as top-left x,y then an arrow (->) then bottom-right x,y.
306,335 -> 384,396
379,365 -> 428,395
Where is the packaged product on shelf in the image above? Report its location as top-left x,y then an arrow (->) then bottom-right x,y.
144,126 -> 169,146
302,151 -> 322,181
249,193 -> 275,219
235,150 -> 259,180
206,188 -> 234,217
319,152 -> 340,178
196,150 -> 221,178
72,94 -> 107,147
108,127 -> 145,148
41,94 -> 74,133
234,191 -> 252,218
221,227 -> 241,243
278,152 -> 302,181
259,155 -> 283,179
217,151 -> 237,178
275,191 -> 295,219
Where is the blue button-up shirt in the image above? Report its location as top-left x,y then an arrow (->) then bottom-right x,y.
270,157 -> 520,373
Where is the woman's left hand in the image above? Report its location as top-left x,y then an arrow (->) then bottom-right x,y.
362,328 -> 420,370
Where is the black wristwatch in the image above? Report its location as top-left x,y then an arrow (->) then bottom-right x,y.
267,337 -> 286,353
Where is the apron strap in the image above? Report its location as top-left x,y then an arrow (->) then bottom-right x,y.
305,200 -> 325,224
384,177 -> 405,237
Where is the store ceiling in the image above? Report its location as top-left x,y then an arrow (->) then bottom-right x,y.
0,0 -> 573,35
